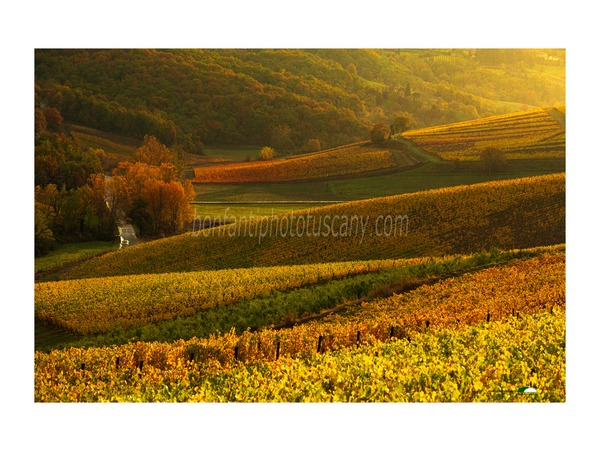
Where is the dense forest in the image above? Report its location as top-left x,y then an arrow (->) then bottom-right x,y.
35,49 -> 565,152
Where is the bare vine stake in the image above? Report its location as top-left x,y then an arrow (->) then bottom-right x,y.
234,346 -> 239,361
276,342 -> 280,361
115,357 -> 120,370
487,312 -> 491,323
317,335 -> 323,353
356,331 -> 361,347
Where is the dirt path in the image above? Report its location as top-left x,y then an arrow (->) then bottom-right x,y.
392,136 -> 443,163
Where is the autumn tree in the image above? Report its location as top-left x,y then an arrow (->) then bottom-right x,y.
35,201 -> 56,256
390,113 -> 413,135
141,179 -> 165,235
270,125 -> 295,153
370,122 -> 391,143
109,160 -> 192,237
162,180 -> 195,235
35,132 -> 102,190
87,173 -> 114,237
258,146 -> 276,161
35,184 -> 66,227
61,184 -> 93,235
113,161 -> 178,196
135,135 -> 178,167
140,179 -> 194,235
43,107 -> 64,132
35,108 -> 47,137
191,139 -> 205,155
105,175 -> 130,227
304,139 -> 321,153
35,179 -> 109,241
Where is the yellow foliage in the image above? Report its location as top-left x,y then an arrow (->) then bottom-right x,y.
35,251 -> 565,402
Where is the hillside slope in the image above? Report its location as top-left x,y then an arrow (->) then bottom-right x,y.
402,107 -> 565,160
60,173 -> 565,279
193,143 -> 417,183
35,49 -> 565,151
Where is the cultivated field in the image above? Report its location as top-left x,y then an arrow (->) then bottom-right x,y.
194,144 -> 417,183
402,108 -> 565,161
60,173 -> 565,279
35,249 -> 565,402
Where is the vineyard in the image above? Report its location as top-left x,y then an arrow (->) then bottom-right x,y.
36,258 -> 416,335
402,108 -> 565,161
60,173 -> 565,280
193,144 -> 415,183
35,246 -> 558,344
34,251 -> 565,402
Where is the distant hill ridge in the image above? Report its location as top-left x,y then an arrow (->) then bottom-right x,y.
35,49 -> 565,151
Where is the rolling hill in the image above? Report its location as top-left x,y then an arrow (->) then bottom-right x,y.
402,107 -> 565,160
35,49 -> 565,153
60,173 -> 565,280
34,48 -> 567,406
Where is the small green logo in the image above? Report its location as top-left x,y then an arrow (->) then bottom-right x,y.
518,386 -> 537,393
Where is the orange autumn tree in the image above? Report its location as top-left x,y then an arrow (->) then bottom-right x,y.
141,179 -> 194,235
113,161 -> 178,195
108,136 -> 193,237
135,134 -> 178,167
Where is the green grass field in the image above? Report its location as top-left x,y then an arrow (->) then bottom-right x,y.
35,241 -> 118,274
203,145 -> 262,162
